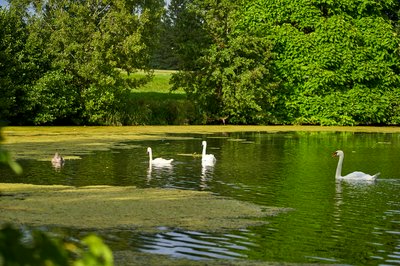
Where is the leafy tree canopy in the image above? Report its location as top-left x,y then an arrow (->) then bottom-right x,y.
239,0 -> 400,125
0,7 -> 28,122
2,0 -> 164,125
2,0 -> 400,125
171,0 -> 279,124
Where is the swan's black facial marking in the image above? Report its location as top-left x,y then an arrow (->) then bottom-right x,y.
332,151 -> 338,157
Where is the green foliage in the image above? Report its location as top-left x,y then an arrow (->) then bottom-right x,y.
171,0 -> 278,124
0,7 -> 28,122
126,92 -> 195,125
117,70 -> 194,125
165,0 -> 211,70
150,9 -> 178,70
2,0 -> 400,125
0,148 -> 23,175
30,0 -> 164,125
1,0 -> 164,125
0,225 -> 69,266
168,0 -> 400,125
240,0 -> 400,125
0,225 -> 113,266
28,70 -> 80,124
74,235 -> 113,266
0,124 -> 22,174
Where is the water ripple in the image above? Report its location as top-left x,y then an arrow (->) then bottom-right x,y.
138,230 -> 251,260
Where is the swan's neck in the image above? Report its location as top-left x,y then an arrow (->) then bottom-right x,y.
148,151 -> 153,162
202,144 -> 207,157
336,154 -> 344,179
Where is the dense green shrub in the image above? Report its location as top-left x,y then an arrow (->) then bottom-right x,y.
125,93 -> 196,125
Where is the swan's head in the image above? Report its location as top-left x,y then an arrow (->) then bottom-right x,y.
202,141 -> 207,146
332,150 -> 344,157
147,147 -> 152,153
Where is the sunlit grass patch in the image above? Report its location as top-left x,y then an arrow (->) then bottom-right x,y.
119,70 -> 192,125
124,69 -> 182,94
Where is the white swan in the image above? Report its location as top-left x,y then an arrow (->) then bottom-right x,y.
332,150 -> 380,181
147,147 -> 173,167
201,141 -> 216,166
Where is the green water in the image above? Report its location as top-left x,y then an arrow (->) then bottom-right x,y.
1,130 -> 400,264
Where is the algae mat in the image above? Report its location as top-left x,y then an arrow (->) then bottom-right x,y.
4,125 -> 400,146
0,183 -> 282,232
3,125 -> 400,161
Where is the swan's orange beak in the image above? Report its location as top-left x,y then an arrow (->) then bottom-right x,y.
331,152 -> 338,157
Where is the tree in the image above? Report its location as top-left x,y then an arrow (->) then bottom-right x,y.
165,0 -> 211,70
150,5 -> 177,70
4,0 -> 164,125
0,7 -> 28,123
240,0 -> 400,125
171,0 -> 278,124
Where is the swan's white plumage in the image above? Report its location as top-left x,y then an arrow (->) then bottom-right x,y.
201,141 -> 216,166
332,150 -> 379,181
147,147 -> 173,166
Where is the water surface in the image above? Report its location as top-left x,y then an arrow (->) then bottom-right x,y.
1,131 -> 399,265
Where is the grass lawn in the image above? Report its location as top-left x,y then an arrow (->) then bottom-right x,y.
118,70 -> 192,125
131,70 -> 185,99
128,69 -> 183,94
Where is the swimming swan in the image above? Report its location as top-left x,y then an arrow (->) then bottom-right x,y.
332,150 -> 380,181
201,141 -> 216,166
147,147 -> 173,166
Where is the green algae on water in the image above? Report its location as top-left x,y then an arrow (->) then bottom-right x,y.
4,125 -> 400,161
0,183 -> 284,232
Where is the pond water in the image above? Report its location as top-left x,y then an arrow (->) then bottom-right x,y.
1,131 -> 400,265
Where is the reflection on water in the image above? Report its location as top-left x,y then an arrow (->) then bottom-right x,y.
139,230 -> 249,260
51,160 -> 65,172
51,152 -> 65,171
1,131 -> 400,264
147,164 -> 174,186
200,165 -> 214,190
